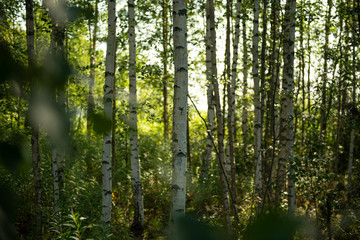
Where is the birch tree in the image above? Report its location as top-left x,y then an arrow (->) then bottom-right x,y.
320,0 -> 332,141
228,0 -> 242,203
87,0 -> 99,133
162,0 -> 170,140
224,0 -> 232,179
102,0 -> 116,224
206,0 -> 231,229
260,0 -> 268,145
278,0 -> 296,215
45,0 -> 67,223
269,0 -> 281,201
169,0 -> 188,236
347,2 -> 357,197
252,0 -> 262,210
200,0 -> 216,182
128,0 -> 145,233
241,4 -> 248,159
26,0 -> 42,237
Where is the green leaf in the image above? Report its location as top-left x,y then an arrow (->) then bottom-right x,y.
91,112 -> 112,135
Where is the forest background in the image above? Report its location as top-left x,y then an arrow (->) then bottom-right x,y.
0,0 -> 359,239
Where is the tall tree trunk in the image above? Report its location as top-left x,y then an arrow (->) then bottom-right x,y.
26,0 -> 42,238
228,0 -> 242,207
207,0 -> 231,229
306,6 -> 311,117
200,0 -> 216,182
347,1 -> 357,198
264,0 -> 280,205
320,0 -> 332,142
336,0 -> 346,172
300,0 -> 305,146
162,0 -> 169,140
102,0 -> 116,224
169,0 -> 188,237
279,0 -> 296,215
241,6 -> 248,159
128,0 -> 144,234
46,0 -> 66,227
260,0 -> 268,146
252,0 -> 262,211
271,1 -> 286,204
259,0 -> 269,207
87,0 -> 99,134
225,0 -> 232,183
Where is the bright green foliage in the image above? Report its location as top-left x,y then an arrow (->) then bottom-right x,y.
0,0 -> 359,239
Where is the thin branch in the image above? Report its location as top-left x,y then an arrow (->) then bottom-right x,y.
188,94 -> 239,223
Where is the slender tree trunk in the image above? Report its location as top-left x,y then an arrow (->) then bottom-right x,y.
200,0 -> 216,182
128,0 -> 144,234
207,0 -> 231,229
31,127 -> 42,237
279,0 -> 296,215
228,0 -> 242,207
340,0 -> 349,167
252,0 -> 262,211
272,0 -> 282,204
169,0 -> 188,237
260,0 -> 268,147
51,148 -> 60,218
347,123 -> 355,196
320,0 -> 332,142
46,0 -> 66,227
112,89 -> 116,177
87,0 -> 99,134
162,0 -> 169,140
25,0 -> 35,71
336,1 -> 343,171
26,0 -> 42,238
300,0 -> 305,146
225,0 -> 232,183
187,114 -> 192,185
102,0 -> 116,224
241,6 -> 248,159
306,8 -> 311,117
264,0 -> 280,205
259,0 -> 269,207
347,2 -> 357,197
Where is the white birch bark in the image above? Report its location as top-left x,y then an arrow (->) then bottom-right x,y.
200,0 -> 216,182
128,0 -> 145,232
45,0 -> 66,225
241,8 -> 248,158
281,0 -> 296,215
169,0 -> 188,237
228,0 -> 242,201
102,0 -> 116,224
252,0 -> 262,209
206,0 -> 231,229
270,0 -> 281,194
224,0 -> 232,183
320,0 -> 332,140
